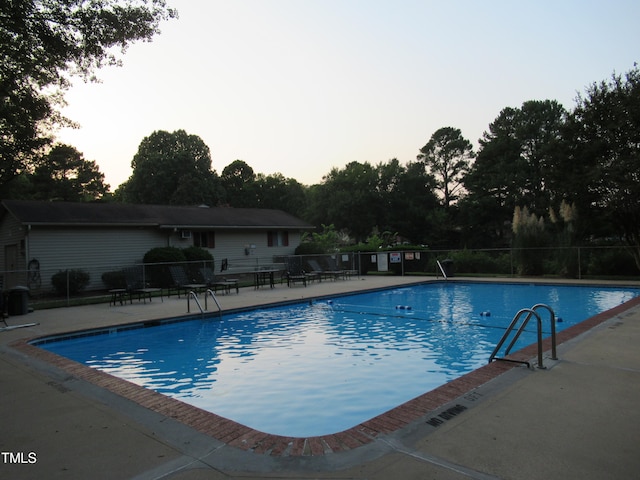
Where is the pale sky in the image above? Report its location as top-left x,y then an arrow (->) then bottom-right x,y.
57,0 -> 640,190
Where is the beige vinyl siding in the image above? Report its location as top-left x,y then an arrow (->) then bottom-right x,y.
198,230 -> 302,271
28,227 -> 169,291
3,223 -> 303,292
0,214 -> 28,288
0,213 -> 25,268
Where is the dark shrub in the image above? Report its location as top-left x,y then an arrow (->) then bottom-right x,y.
587,248 -> 639,276
101,270 -> 126,289
143,246 -> 186,264
295,242 -> 325,255
182,246 -> 213,261
182,246 -> 214,280
449,250 -> 510,274
142,247 -> 186,288
51,269 -> 90,295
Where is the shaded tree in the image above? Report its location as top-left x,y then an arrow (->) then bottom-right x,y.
462,100 -> 567,245
253,172 -> 308,217
311,161 -> 381,243
219,160 -> 256,207
31,144 -> 109,201
307,159 -> 440,245
569,66 -> 640,269
119,129 -> 217,205
417,127 -> 473,208
378,159 -> 439,245
0,0 -> 177,187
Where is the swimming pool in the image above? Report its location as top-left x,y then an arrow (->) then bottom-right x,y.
36,282 -> 639,437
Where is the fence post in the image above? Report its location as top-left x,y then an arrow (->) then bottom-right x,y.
66,269 -> 70,307
510,248 -> 514,276
578,246 -> 581,279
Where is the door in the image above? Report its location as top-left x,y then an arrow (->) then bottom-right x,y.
4,244 -> 19,289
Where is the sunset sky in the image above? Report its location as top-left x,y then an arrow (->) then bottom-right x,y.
57,0 -> 640,190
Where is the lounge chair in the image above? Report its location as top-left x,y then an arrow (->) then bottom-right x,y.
199,267 -> 239,295
307,259 -> 341,281
326,257 -> 348,279
169,265 -> 206,298
124,267 -> 163,303
284,258 -> 318,287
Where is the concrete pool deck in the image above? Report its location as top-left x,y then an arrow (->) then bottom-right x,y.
1,275 -> 639,479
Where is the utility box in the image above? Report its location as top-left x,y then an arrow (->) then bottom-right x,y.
8,286 -> 29,316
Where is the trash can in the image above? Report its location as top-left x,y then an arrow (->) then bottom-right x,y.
440,259 -> 455,278
8,286 -> 29,316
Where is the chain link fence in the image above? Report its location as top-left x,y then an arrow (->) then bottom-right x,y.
1,246 -> 638,311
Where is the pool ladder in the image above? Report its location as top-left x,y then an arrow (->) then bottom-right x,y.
489,303 -> 557,369
187,289 -> 222,317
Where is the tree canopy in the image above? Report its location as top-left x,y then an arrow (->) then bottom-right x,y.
306,159 -> 439,244
569,67 -> 640,268
117,129 -> 217,205
0,0 -> 177,186
31,144 -> 109,201
460,100 -> 568,246
417,127 -> 474,208
219,160 -> 256,207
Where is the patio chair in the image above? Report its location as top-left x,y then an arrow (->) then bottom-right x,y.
326,257 -> 348,279
123,267 -> 163,303
199,267 -> 239,295
284,258 -> 316,287
307,259 -> 341,281
169,265 -> 206,298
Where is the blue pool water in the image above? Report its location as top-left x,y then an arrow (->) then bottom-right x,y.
38,282 -> 639,437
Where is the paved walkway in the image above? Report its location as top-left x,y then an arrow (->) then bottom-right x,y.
1,276 -> 639,479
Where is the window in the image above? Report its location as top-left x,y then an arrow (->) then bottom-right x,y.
267,231 -> 289,247
193,231 -> 215,248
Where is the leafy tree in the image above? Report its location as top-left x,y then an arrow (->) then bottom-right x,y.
253,172 -> 308,217
379,159 -> 439,245
311,161 -> 381,243
119,129 -> 217,205
417,127 -> 474,208
569,66 -> 640,270
462,100 -> 567,245
30,144 -> 109,201
298,223 -> 342,254
306,159 -> 440,245
0,0 -> 177,187
219,159 -> 256,207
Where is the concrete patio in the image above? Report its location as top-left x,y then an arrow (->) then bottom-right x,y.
1,276 -> 639,479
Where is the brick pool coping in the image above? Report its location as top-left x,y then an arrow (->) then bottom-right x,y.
11,295 -> 640,457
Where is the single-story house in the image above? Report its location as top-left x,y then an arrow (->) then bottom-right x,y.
0,199 -> 314,292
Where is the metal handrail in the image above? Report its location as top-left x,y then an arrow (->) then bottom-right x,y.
489,303 -> 557,369
504,303 -> 557,360
436,260 -> 448,279
187,291 -> 204,315
204,289 -> 222,317
187,289 -> 222,318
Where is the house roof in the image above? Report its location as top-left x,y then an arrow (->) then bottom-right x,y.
0,200 -> 314,230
